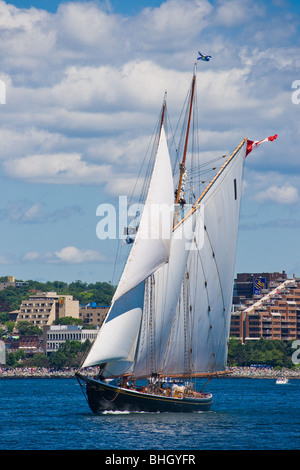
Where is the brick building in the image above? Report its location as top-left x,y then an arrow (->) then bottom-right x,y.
230,278 -> 300,342
233,270 -> 288,303
79,303 -> 109,327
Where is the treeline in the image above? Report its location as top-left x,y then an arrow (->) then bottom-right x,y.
6,337 -> 298,370
6,339 -> 91,369
0,277 -> 115,312
227,338 -> 297,369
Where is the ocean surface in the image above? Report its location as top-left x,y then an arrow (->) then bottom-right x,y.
0,377 -> 299,450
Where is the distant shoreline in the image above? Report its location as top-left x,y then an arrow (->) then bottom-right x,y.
0,367 -> 76,379
227,366 -> 300,379
1,366 -> 300,379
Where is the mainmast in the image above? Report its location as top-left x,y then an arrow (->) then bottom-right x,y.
175,68 -> 196,204
159,91 -> 167,137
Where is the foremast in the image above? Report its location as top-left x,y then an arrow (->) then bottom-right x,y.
175,69 -> 196,206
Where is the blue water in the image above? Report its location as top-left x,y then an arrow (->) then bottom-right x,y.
0,378 -> 299,450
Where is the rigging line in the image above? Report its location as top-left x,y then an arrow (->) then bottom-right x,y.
111,104 -> 165,286
188,154 -> 227,172
149,274 -> 156,374
188,161 -> 224,174
183,272 -> 192,375
171,87 -> 190,176
192,225 -> 210,310
156,256 -> 183,371
161,284 -> 182,374
204,224 -> 226,313
191,221 -> 222,372
165,105 -> 177,172
173,138 -> 247,233
133,279 -> 148,375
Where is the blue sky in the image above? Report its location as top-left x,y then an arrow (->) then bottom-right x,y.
0,0 -> 300,284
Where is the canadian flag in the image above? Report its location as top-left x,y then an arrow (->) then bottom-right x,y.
246,134 -> 278,157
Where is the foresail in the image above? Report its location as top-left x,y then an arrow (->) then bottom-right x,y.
81,282 -> 144,373
113,125 -> 174,302
81,125 -> 174,374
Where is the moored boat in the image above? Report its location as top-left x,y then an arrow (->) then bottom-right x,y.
276,376 -> 289,384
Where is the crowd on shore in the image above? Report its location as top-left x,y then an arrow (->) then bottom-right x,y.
0,366 -> 300,379
229,366 -> 300,379
0,366 -> 77,378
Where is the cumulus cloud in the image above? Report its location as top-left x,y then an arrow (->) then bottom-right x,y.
0,0 -> 298,201
254,184 -> 299,205
22,246 -> 106,264
3,153 -> 112,185
54,246 -> 105,263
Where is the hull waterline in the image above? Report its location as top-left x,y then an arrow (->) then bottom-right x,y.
76,373 -> 213,413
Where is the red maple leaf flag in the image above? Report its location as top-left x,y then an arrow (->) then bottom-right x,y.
246,134 -> 278,157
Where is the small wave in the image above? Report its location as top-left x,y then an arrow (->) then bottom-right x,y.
101,410 -> 159,415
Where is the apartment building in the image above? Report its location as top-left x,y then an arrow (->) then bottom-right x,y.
16,291 -> 79,328
230,278 -> 300,342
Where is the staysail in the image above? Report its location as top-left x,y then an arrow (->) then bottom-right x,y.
81,125 -> 174,374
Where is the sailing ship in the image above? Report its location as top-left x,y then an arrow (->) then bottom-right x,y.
76,57 -> 277,413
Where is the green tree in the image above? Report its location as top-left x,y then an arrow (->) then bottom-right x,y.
228,338 -> 250,366
0,312 -> 9,323
4,321 -> 15,334
48,339 -> 91,368
53,316 -> 83,326
17,321 -> 43,336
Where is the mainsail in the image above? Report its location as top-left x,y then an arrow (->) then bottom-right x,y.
133,138 -> 247,378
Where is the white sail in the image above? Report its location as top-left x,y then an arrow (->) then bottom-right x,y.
113,126 -> 174,302
160,140 -> 246,376
133,207 -> 197,377
82,125 -> 174,373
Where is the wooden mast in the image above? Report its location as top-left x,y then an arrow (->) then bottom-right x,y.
175,70 -> 196,204
159,91 -> 167,136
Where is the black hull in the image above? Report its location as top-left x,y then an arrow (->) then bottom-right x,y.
76,373 -> 213,413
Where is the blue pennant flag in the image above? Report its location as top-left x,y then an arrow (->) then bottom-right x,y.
197,51 -> 211,61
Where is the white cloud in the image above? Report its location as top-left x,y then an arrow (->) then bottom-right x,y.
54,246 -> 105,264
215,0 -> 263,27
0,0 -> 298,203
22,246 -> 105,264
3,153 -> 112,184
254,184 -> 299,205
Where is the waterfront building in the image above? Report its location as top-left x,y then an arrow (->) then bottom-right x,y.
16,291 -> 79,328
43,324 -> 99,355
230,277 -> 300,342
79,303 -> 109,327
3,334 -> 43,354
233,270 -> 288,303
